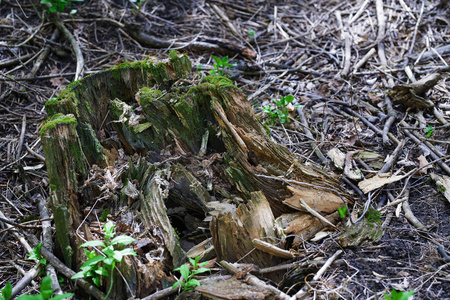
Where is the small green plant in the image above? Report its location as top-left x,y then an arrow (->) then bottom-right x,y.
29,242 -> 47,266
209,55 -> 237,77
383,289 -> 415,300
196,64 -> 202,74
17,276 -> 73,300
172,256 -> 211,292
425,125 -> 434,138
338,205 -> 348,219
72,221 -> 136,299
130,0 -> 145,5
1,282 -> 12,300
260,94 -> 296,125
248,29 -> 256,39
40,0 -> 83,14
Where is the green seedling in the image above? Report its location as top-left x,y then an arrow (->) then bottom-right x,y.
72,221 -> 136,299
172,256 -> 211,292
260,94 -> 296,125
28,242 -> 47,266
383,289 -> 415,300
196,64 -> 202,74
17,276 -> 73,300
248,29 -> 256,39
338,205 -> 348,219
209,55 -> 237,77
130,0 -> 145,9
40,0 -> 83,14
425,125 -> 434,138
1,282 -> 12,300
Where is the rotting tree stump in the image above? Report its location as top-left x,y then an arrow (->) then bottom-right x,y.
40,53 -> 353,299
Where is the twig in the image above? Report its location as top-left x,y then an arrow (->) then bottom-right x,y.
37,193 -> 62,294
210,4 -> 240,37
352,48 -> 376,74
252,239 -> 295,259
401,185 -> 426,230
341,32 -> 352,77
11,264 -> 43,299
52,14 -> 84,80
16,115 -> 27,160
294,250 -> 343,299
407,2 -> 424,56
379,139 -> 406,174
296,106 -> 328,164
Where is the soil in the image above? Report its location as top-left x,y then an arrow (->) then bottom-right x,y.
1,0 -> 449,299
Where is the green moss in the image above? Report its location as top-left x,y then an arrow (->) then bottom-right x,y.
139,87 -> 162,99
39,114 -> 77,136
99,208 -> 110,222
67,78 -> 83,89
133,122 -> 152,133
53,205 -> 73,267
202,76 -> 236,89
169,50 -> 179,60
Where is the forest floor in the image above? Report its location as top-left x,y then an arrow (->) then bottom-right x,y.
0,0 -> 449,299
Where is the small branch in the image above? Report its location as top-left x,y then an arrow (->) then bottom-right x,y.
52,14 -> 84,80
401,185 -> 426,230
252,239 -> 295,259
294,250 -> 343,299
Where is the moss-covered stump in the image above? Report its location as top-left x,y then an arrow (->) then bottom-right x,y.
40,53 -> 353,299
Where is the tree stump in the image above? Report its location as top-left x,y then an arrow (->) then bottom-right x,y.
40,52 -> 353,298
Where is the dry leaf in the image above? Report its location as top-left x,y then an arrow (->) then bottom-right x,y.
417,155 -> 434,174
49,66 -> 65,87
358,173 -> 409,194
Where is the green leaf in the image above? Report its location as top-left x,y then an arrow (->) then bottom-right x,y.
425,125 -> 434,138
337,206 -> 348,218
29,242 -> 44,262
95,267 -> 109,277
81,255 -> 104,267
172,281 -> 182,289
285,95 -> 294,103
192,267 -> 210,275
384,289 -> 415,300
40,276 -> 54,299
185,278 -> 200,288
110,235 -> 135,246
174,264 -> 191,281
115,248 -> 137,258
1,282 -> 12,300
188,257 -> 195,267
92,276 -> 100,287
71,271 -> 86,279
103,258 -> 115,269
211,56 -> 221,65
49,293 -> 73,300
102,247 -> 115,259
80,240 -> 105,248
85,249 -> 97,259
103,221 -> 115,240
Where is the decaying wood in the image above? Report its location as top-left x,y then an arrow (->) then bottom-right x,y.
387,73 -> 442,108
39,54 -> 353,298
